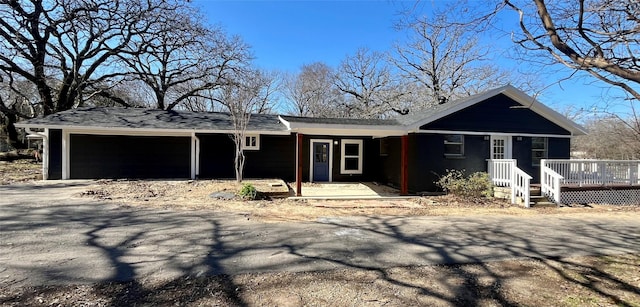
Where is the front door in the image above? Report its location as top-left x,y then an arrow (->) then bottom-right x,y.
490,135 -> 512,159
312,141 -> 330,181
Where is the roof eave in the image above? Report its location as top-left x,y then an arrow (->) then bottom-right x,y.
13,123 -> 291,135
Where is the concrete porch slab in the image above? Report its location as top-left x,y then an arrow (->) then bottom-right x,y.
288,182 -> 418,200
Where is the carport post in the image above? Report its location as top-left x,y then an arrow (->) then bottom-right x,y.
401,134 -> 408,195
296,133 -> 303,196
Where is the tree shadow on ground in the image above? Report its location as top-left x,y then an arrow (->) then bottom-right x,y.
1,197 -> 640,306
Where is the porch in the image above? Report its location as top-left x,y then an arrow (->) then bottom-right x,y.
288,182 -> 417,200
488,159 -> 640,207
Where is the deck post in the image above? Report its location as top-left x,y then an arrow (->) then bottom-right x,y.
296,133 -> 303,196
401,135 -> 409,195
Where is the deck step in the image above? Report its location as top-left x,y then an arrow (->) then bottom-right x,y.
529,195 -> 557,208
530,187 -> 541,197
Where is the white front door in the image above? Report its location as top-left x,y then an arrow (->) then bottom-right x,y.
490,135 -> 512,159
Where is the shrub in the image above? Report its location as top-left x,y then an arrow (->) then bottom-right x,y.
436,170 -> 493,198
238,183 -> 258,200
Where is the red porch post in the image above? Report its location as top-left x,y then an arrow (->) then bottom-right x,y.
401,134 -> 409,195
296,133 -> 303,196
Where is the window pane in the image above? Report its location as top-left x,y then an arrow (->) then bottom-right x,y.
532,137 -> 545,149
532,150 -> 545,159
532,137 -> 547,165
444,135 -> 462,143
344,157 -> 359,170
315,144 -> 327,162
344,143 -> 359,156
445,144 -> 462,155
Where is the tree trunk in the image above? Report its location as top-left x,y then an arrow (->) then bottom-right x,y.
4,112 -> 25,149
235,146 -> 245,183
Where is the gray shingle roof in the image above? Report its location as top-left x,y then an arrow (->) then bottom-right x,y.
17,107 -> 287,132
280,115 -> 400,126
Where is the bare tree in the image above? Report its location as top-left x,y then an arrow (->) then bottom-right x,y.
283,62 -> 341,117
0,0 -> 183,146
0,0 -> 179,113
119,5 -> 252,111
334,48 -> 407,119
392,13 -> 509,109
573,114 -> 640,159
212,69 -> 277,182
501,0 -> 640,101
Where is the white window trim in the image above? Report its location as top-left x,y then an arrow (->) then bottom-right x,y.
531,137 -> 548,166
444,134 -> 465,157
340,139 -> 363,175
310,139 -> 333,182
490,135 -> 512,159
242,134 -> 260,150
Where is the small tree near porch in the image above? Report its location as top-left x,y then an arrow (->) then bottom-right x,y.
215,69 -> 277,182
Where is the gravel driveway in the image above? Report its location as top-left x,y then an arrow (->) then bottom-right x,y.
1,182 -> 640,288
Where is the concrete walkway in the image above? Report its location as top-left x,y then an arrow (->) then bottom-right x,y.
1,182 -> 640,288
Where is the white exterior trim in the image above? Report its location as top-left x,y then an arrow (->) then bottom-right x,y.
287,127 -> 405,137
278,116 -> 405,137
415,129 -> 572,138
242,134 -> 260,150
190,132 -> 197,179
490,135 -> 512,159
62,130 -> 70,180
340,139 -> 363,174
25,128 -> 49,180
309,139 -> 333,182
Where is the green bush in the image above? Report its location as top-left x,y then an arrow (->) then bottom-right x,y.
238,183 -> 258,200
436,170 -> 493,198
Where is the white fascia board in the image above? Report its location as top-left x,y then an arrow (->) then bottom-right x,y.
416,129 -> 573,138
14,124 -> 291,136
291,127 -> 406,137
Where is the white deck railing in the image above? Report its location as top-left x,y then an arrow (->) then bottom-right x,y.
487,159 -> 532,207
487,159 -> 515,187
540,161 -> 563,204
542,159 -> 640,187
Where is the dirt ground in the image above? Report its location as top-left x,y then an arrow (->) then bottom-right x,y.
2,254 -> 639,306
0,159 -> 42,185
1,159 -> 640,306
77,178 -> 640,223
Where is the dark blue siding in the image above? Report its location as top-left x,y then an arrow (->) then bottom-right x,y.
420,94 -> 571,135
198,134 -> 296,180
48,129 -> 62,180
408,134 -> 490,192
69,134 -> 191,179
244,135 -> 296,181
197,134 -> 235,178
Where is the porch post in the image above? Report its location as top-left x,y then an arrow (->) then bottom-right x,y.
296,133 -> 303,196
401,134 -> 409,195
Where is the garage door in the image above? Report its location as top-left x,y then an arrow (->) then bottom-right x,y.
69,134 -> 191,179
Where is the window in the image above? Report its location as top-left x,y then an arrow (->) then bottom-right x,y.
340,139 -> 363,174
532,137 -> 547,166
444,134 -> 464,156
243,135 -> 260,150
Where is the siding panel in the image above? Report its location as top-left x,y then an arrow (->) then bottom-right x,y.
409,134 -> 490,192
420,94 -> 571,135
69,134 -> 190,179
48,129 -> 62,180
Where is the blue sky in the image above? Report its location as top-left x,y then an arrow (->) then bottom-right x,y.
195,0 -> 629,119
